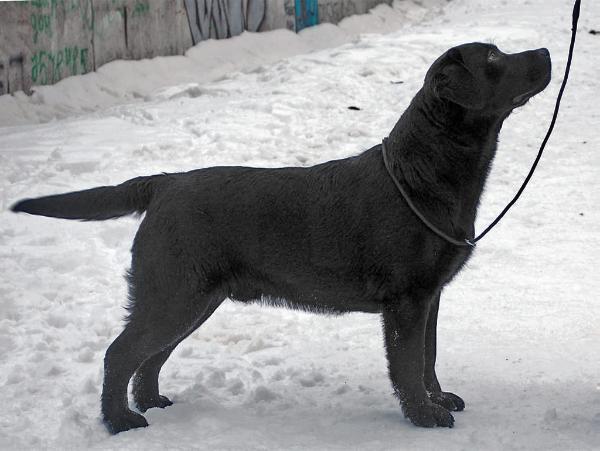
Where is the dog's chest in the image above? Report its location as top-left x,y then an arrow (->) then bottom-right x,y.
389,239 -> 473,291
432,243 -> 473,286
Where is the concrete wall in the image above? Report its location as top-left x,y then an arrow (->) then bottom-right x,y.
93,0 -> 192,67
0,0 -> 194,94
0,0 -> 392,95
318,0 -> 387,25
260,0 -> 296,33
0,0 -> 96,94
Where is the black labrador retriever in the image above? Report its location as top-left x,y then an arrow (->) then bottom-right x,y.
11,42 -> 551,434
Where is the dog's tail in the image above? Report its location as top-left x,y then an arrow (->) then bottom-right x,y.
10,174 -> 168,221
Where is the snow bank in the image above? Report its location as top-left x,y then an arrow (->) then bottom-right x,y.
0,0 -> 443,127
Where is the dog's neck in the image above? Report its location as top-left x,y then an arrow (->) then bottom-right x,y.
386,89 -> 506,237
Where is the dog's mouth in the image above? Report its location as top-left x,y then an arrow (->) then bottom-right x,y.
512,59 -> 552,108
512,90 -> 537,107
512,75 -> 550,107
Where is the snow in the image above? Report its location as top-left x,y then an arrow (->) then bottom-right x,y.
1,0 -> 599,449
0,1 -> 439,127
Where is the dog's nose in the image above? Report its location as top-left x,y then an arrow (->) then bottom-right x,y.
537,48 -> 551,60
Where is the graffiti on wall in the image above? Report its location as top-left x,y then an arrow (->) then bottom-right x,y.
24,1 -> 151,88
0,55 -> 23,95
23,0 -> 94,87
30,0 -> 95,35
184,0 -> 266,43
31,12 -> 52,44
1,0 -> 387,94
31,47 -> 89,85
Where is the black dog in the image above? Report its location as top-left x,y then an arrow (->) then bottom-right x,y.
11,42 -> 551,434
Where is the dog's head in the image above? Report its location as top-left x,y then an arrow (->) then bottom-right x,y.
424,42 -> 551,113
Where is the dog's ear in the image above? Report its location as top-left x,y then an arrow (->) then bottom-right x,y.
433,49 -> 484,110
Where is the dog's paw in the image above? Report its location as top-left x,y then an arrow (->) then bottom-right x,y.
402,400 -> 454,428
135,394 -> 173,413
428,391 -> 465,412
103,409 -> 148,435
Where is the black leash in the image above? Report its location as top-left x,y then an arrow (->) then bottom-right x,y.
382,0 -> 581,248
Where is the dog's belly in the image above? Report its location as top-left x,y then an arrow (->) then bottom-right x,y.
227,267 -> 385,314
245,293 -> 383,314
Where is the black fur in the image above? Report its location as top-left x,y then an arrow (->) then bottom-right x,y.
10,175 -> 160,220
11,42 -> 551,434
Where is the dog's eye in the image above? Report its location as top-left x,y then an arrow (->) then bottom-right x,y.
487,50 -> 499,63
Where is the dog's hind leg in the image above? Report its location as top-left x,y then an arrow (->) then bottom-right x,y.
424,291 -> 465,412
131,295 -> 223,412
102,319 -> 176,434
101,260 -> 222,434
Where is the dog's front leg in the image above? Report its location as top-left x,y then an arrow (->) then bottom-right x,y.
382,297 -> 454,428
424,291 -> 465,412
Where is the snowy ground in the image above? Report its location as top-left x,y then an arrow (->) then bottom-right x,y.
1,0 -> 599,449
